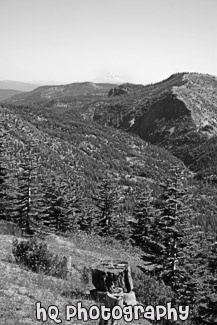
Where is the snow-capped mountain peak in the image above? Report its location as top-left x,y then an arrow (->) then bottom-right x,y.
93,72 -> 123,84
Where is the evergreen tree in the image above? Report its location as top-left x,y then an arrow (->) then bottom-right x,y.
42,172 -> 82,234
155,169 -> 204,306
0,131 -> 8,221
64,173 -> 83,233
93,175 -> 131,240
195,294 -> 217,325
93,175 -> 117,236
110,211 -> 132,242
132,186 -> 164,270
134,168 -> 207,310
12,151 -> 49,236
77,198 -> 96,233
208,240 -> 217,277
42,174 -> 64,234
194,240 -> 217,324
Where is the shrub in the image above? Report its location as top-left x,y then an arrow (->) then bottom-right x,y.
12,237 -> 68,278
133,271 -> 174,306
0,221 -> 22,236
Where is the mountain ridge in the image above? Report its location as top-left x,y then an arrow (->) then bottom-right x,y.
4,81 -> 118,109
0,80 -> 40,92
0,89 -> 22,101
3,71 -> 217,186
89,72 -> 217,178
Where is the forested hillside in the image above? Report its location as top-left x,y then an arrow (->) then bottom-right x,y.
5,72 -> 217,182
3,73 -> 217,232
1,73 -> 217,324
2,102 -> 217,233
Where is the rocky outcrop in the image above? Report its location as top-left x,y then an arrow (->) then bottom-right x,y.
108,87 -> 129,97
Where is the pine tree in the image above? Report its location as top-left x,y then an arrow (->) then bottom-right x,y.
42,172 -> 82,235
110,211 -> 132,242
135,168 -> 206,310
42,174 -> 66,234
12,151 -> 49,236
208,240 -> 217,278
77,198 -> 96,233
93,175 -> 117,236
195,294 -> 217,325
0,131 -> 8,221
132,186 -> 164,270
63,173 -> 83,233
194,239 -> 217,324
155,168 -> 203,306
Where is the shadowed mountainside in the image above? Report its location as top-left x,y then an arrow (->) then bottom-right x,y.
91,73 -> 217,178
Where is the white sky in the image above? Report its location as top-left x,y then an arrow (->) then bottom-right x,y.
0,0 -> 216,84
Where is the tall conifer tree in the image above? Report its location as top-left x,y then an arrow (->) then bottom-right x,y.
13,150 -> 49,236
0,130 -> 8,221
93,175 -> 117,236
132,186 -> 163,268
134,168 -> 206,309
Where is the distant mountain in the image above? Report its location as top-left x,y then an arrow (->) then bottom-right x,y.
30,80 -> 66,86
4,81 -> 117,110
0,89 -> 22,101
0,80 -> 39,92
93,72 -> 123,84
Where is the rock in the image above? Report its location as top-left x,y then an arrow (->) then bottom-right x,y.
108,87 -> 128,97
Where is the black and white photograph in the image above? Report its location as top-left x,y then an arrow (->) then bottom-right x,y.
0,0 -> 217,324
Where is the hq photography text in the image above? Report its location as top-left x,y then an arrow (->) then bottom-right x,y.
36,301 -> 190,323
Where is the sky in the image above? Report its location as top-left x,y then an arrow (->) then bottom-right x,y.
0,0 -> 216,85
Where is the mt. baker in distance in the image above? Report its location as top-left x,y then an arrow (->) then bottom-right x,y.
93,72 -> 124,84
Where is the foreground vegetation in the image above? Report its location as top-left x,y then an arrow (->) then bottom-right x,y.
0,232 -> 152,325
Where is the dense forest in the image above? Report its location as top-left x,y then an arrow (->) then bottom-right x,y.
1,99 -> 217,324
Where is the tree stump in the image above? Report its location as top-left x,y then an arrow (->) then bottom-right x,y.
91,260 -> 133,293
91,260 -> 137,325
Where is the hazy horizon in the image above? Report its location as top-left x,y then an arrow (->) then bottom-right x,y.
0,0 -> 216,85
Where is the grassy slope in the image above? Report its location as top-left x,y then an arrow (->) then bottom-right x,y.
0,231 -> 150,325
